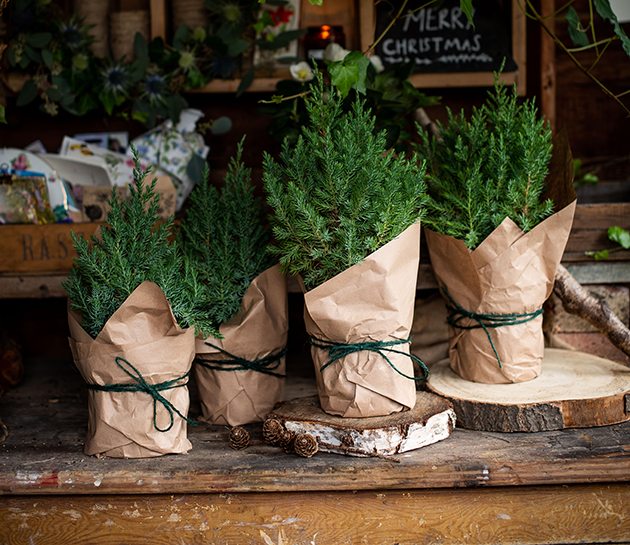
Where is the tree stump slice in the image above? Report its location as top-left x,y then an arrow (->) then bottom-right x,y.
426,348 -> 630,432
266,392 -> 456,457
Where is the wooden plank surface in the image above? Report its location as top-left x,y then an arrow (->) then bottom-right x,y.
2,356 -> 630,496
563,203 -> 630,262
2,482 -> 630,545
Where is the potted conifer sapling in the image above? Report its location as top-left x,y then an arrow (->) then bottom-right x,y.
178,138 -> 287,427
264,72 -> 429,418
63,150 -> 215,458
414,75 -> 577,384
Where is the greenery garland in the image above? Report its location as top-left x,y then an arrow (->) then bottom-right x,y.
2,0 -> 305,126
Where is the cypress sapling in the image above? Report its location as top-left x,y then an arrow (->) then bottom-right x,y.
177,136 -> 275,331
414,74 -> 554,250
263,70 -> 427,291
180,138 -> 287,427
62,148 -> 214,339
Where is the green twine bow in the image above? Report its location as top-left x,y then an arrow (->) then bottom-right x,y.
441,286 -> 544,369
309,336 -> 429,381
86,356 -> 196,432
195,343 -> 288,378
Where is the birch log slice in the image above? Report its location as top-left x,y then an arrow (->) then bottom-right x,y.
426,348 -> 630,432
266,392 -> 456,457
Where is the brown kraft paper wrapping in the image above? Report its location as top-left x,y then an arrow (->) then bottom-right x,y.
425,199 -> 577,384
194,264 -> 288,426
68,281 -> 196,458
302,222 -> 422,418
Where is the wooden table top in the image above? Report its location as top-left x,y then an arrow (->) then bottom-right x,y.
2,356 -> 630,497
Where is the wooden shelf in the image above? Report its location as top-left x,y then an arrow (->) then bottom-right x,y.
2,357 -> 630,543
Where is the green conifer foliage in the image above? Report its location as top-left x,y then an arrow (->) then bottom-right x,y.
178,137 -> 274,330
415,76 -> 554,250
62,149 -> 216,339
263,72 -> 427,291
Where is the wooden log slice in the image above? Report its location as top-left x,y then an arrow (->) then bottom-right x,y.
266,392 -> 456,457
426,348 -> 630,432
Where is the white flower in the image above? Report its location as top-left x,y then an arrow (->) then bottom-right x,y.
324,43 -> 350,62
369,55 -> 385,73
290,62 -> 315,82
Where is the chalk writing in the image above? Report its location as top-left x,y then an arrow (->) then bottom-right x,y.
374,0 -> 516,74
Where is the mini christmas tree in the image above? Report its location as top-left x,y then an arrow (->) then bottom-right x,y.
62,148 -> 213,339
177,136 -> 274,331
263,70 -> 427,291
415,74 -> 554,250
179,137 -> 286,428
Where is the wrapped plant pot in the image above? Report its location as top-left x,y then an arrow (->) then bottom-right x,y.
63,150 -> 216,457
303,222 -> 423,417
68,281 -> 196,457
195,265 -> 288,425
178,138 -> 283,426
415,74 -> 577,384
264,71 -> 428,418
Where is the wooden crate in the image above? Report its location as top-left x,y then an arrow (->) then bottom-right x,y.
0,223 -> 103,275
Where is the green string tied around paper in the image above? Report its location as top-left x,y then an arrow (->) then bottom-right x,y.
441,286 -> 544,369
309,336 -> 429,381
86,356 -> 196,432
196,343 -> 288,378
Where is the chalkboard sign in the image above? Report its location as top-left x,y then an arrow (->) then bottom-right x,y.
373,0 -> 517,74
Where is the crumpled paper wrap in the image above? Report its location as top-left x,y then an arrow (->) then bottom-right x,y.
424,131 -> 577,384
68,281 -> 196,458
194,265 -> 288,426
303,222 -> 422,418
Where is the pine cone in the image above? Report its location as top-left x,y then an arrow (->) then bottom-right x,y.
262,418 -> 284,445
228,426 -> 250,450
279,429 -> 296,453
294,433 -> 318,458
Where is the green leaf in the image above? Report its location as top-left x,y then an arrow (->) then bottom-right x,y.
594,249 -> 609,260
236,68 -> 255,97
186,69 -> 207,89
0,104 -> 5,124
594,0 -> 630,57
566,7 -> 590,47
173,24 -> 190,49
344,51 -> 370,94
308,0 -> 323,5
24,43 -> 41,64
26,32 -> 52,48
134,32 -> 149,59
608,226 -> 630,249
99,90 -> 116,115
328,61 -> 360,98
51,75 -> 72,94
227,38 -> 250,57
167,93 -> 188,124
186,153 -> 206,183
582,173 -> 599,184
132,109 -> 149,123
594,0 -> 615,19
41,48 -> 54,68
45,86 -> 62,101
17,79 -> 38,106
460,0 -> 474,28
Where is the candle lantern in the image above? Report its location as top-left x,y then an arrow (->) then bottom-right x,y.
303,25 -> 346,64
